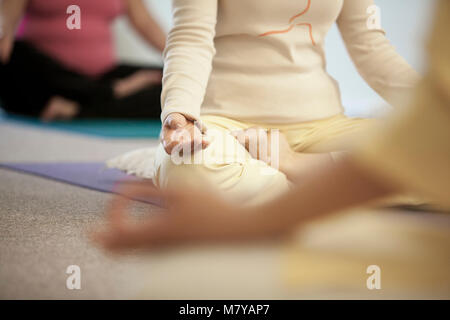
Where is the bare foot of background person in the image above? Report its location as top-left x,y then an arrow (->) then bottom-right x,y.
40,96 -> 80,122
114,70 -> 162,98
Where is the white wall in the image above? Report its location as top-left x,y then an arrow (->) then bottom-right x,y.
325,0 -> 436,117
113,0 -> 172,66
114,0 -> 437,117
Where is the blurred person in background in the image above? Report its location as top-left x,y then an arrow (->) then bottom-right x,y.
0,0 -> 166,121
93,0 -> 449,250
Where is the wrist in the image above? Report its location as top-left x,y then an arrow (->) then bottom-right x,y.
162,108 -> 201,124
237,204 -> 285,239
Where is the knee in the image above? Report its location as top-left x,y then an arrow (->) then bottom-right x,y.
154,145 -> 289,204
153,129 -> 243,187
153,143 -> 236,190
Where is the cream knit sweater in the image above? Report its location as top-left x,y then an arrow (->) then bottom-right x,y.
160,0 -> 419,124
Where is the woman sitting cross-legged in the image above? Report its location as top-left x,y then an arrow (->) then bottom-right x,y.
111,0 -> 419,206
0,0 -> 166,120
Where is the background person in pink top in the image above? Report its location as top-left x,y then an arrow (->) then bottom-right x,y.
0,0 -> 166,120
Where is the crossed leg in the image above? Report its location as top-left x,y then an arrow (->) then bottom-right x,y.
152,114 -> 375,206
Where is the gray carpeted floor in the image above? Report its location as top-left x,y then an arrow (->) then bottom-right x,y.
0,123 -> 159,299
1,122 -> 449,299
0,123 -> 292,300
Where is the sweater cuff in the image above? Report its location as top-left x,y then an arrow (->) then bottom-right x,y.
160,106 -> 201,124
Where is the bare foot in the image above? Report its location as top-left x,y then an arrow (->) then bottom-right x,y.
40,96 -> 79,122
114,70 -> 162,98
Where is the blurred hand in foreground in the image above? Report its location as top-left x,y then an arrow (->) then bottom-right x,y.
91,182 -> 289,252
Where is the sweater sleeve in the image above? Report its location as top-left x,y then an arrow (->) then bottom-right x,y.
160,0 -> 218,122
337,0 -> 421,107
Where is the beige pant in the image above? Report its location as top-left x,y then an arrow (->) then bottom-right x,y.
153,114 -> 374,205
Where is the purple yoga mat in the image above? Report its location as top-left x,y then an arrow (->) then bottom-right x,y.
0,162 -> 162,206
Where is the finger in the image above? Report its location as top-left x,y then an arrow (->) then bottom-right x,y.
163,126 -> 187,153
106,182 -> 159,221
94,207 -> 181,251
163,137 -> 182,155
190,131 -> 211,153
244,135 -> 250,151
96,220 -> 160,251
194,119 -> 208,134
117,181 -> 184,210
113,219 -> 177,250
114,181 -> 166,202
89,228 -> 119,250
166,129 -> 194,155
202,137 -> 211,149
191,127 -> 204,152
92,182 -> 183,251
